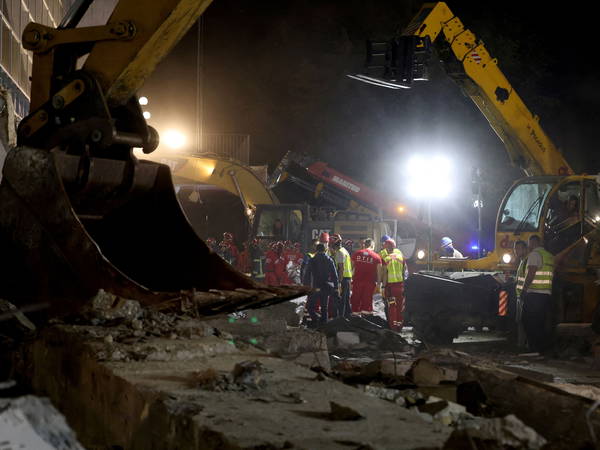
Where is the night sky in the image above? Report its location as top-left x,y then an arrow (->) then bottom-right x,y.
142,1 -> 600,251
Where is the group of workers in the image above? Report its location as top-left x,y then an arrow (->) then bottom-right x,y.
302,232 -> 407,330
513,235 -> 555,352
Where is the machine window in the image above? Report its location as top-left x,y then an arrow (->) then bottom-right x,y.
256,210 -> 286,239
289,209 -> 303,242
498,182 -> 553,232
584,181 -> 600,227
545,181 -> 583,254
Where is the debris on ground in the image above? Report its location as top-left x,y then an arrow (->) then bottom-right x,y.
328,401 -> 365,421
232,360 -> 266,389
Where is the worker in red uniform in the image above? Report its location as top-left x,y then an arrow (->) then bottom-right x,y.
264,242 -> 279,285
237,241 -> 251,274
219,232 -> 239,267
350,238 -> 382,314
205,237 -> 218,253
382,238 -> 408,331
274,241 -> 291,285
285,242 -> 304,284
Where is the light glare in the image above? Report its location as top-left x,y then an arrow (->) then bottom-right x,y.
406,154 -> 453,198
139,96 -> 148,105
143,111 -> 151,119
163,129 -> 186,149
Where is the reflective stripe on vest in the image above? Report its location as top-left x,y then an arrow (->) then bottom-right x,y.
530,248 -> 554,292
339,247 -> 353,278
253,258 -> 264,278
307,252 -> 315,258
384,249 -> 405,283
516,258 -> 527,296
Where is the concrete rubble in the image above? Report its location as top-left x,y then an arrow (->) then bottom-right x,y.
4,296 -> 600,449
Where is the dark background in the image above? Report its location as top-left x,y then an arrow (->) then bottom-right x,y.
142,1 -> 600,251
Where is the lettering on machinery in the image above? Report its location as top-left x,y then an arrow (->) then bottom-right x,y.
312,229 -> 331,240
331,176 -> 361,193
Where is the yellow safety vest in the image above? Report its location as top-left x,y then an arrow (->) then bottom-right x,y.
516,258 -> 527,297
380,248 -> 388,259
338,247 -> 353,278
530,248 -> 554,292
384,249 -> 405,283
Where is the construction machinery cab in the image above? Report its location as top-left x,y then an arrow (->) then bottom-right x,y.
254,204 -> 307,245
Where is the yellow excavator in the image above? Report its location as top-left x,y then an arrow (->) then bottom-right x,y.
352,2 -> 600,343
0,0 -> 306,316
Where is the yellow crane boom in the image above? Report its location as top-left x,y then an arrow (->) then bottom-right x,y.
354,2 -> 572,177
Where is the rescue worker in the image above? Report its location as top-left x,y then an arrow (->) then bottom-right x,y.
440,236 -> 464,258
302,239 -> 319,280
379,235 -> 391,259
382,238 -> 408,331
273,241 -> 291,284
302,243 -> 339,325
319,232 -> 330,249
219,232 -> 239,266
344,239 -> 354,254
286,242 -> 304,284
250,238 -> 265,282
237,241 -> 251,274
350,238 -> 382,314
513,240 -> 528,347
330,233 -> 353,317
205,237 -> 218,253
264,242 -> 279,285
520,235 -> 555,352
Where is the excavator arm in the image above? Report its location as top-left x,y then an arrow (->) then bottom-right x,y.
351,2 -> 572,177
0,0 -> 305,314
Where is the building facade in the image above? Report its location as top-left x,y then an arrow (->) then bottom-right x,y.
0,0 -> 115,119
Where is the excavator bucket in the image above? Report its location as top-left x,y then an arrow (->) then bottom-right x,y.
0,145 -> 305,316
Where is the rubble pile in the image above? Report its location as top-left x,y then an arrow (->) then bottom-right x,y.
4,293 -> 600,449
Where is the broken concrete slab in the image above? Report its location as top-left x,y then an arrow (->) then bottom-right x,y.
336,331 -> 361,348
361,359 -> 413,378
443,414 -> 547,450
407,358 -> 444,385
0,395 -> 85,449
458,363 -> 600,449
15,324 -> 452,449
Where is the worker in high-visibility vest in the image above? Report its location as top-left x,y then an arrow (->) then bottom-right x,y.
249,238 -> 265,282
520,235 -> 554,352
379,234 -> 391,259
330,233 -> 353,318
513,239 -> 528,348
382,238 -> 408,331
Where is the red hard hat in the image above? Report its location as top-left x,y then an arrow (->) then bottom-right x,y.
319,232 -> 330,243
384,239 -> 396,249
344,239 -> 353,246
